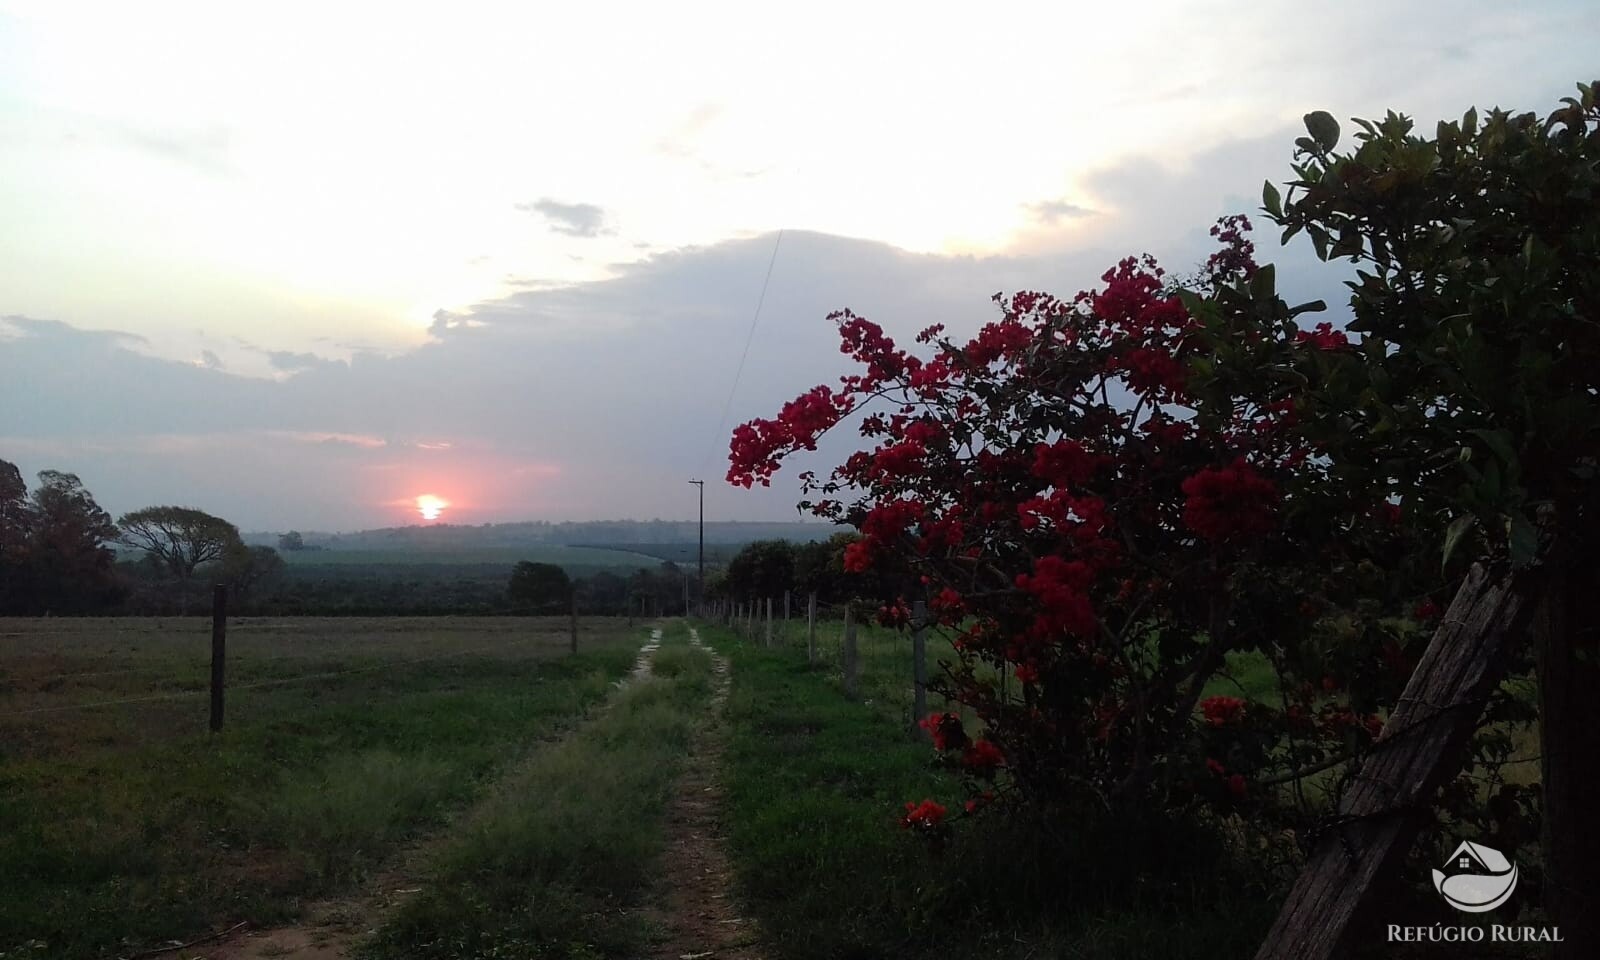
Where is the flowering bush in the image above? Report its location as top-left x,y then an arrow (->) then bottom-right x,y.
727,219 -> 1450,834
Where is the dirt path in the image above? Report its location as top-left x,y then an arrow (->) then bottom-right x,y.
198,627 -> 668,960
642,627 -> 764,960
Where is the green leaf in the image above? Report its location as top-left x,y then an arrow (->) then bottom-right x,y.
1304,111 -> 1341,152
1262,180 -> 1283,218
1466,428 -> 1517,469
1442,514 -> 1478,572
1508,513 -> 1538,568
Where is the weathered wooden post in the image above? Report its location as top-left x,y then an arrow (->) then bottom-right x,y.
209,584 -> 227,733
764,597 -> 773,647
807,592 -> 817,665
842,606 -> 859,700
1253,562 -> 1542,960
911,599 -> 928,735
783,589 -> 792,643
568,590 -> 579,655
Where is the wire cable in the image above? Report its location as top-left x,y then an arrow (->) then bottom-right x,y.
703,228 -> 784,475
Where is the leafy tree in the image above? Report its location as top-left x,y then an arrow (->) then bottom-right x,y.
117,506 -> 243,612
1256,86 -> 1600,951
278,530 -> 305,551
724,539 -> 795,602
20,469 -> 123,613
507,560 -> 572,612
216,543 -> 286,601
0,459 -> 31,611
574,570 -> 628,613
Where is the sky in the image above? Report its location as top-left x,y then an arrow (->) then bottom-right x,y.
1,1 -> 1596,531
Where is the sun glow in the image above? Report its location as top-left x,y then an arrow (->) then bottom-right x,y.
415,494 -> 449,521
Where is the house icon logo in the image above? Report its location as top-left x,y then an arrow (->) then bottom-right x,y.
1432,840 -> 1518,913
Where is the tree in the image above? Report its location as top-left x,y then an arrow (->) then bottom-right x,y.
726,218 -> 1444,866
278,530 -> 305,551
117,506 -> 243,612
723,539 -> 795,602
216,543 -> 286,603
507,561 -> 572,612
1259,88 -> 1600,953
22,470 -> 123,613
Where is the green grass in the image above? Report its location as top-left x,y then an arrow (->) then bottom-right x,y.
708,621 -> 1278,959
361,623 -> 715,959
0,616 -> 646,960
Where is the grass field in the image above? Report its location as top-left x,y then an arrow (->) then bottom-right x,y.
704,620 -> 1275,959
363,623 -> 716,959
0,615 -> 647,960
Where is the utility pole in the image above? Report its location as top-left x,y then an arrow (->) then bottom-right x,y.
688,479 -> 705,615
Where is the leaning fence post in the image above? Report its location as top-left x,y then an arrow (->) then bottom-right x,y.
911,599 -> 928,735
807,592 -> 817,665
210,584 -> 227,733
842,606 -> 859,700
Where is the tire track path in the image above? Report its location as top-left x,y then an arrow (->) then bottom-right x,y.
644,626 -> 763,960
201,628 -> 667,960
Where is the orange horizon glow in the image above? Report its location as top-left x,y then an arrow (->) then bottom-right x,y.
415,494 -> 449,521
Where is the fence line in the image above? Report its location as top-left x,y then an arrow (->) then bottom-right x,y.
0,634 -> 597,721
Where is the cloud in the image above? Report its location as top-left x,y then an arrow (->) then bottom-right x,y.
0,124 -> 1453,530
197,349 -> 224,370
1026,199 -> 1095,224
265,349 -> 342,373
514,198 -> 613,238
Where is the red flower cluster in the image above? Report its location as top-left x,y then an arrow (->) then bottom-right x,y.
963,319 -> 1034,366
1203,214 -> 1257,281
919,711 -> 968,752
1108,346 -> 1188,397
1181,457 -> 1280,542
901,799 -> 947,830
842,539 -> 876,572
1031,439 -> 1109,488
1200,695 -> 1247,727
962,739 -> 1006,773
1413,599 -> 1441,621
861,499 -> 925,543
1014,556 -> 1097,639
727,384 -> 855,487
1295,321 -> 1349,350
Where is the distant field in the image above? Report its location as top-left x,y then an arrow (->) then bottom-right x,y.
278,543 -> 665,569
0,615 -> 647,959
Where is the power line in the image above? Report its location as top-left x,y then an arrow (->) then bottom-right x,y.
703,228 -> 784,474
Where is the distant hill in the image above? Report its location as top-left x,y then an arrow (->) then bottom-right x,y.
243,519 -> 839,554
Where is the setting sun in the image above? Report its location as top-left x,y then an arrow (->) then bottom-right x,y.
415,494 -> 449,521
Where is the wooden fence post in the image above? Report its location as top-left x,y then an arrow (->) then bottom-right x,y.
842,606 -> 858,700
784,590 -> 792,643
209,584 -> 227,733
807,592 -> 817,665
1252,562 -> 1542,959
569,591 -> 579,655
911,599 -> 928,735
765,597 -> 773,647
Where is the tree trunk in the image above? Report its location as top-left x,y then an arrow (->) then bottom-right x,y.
1537,553 -> 1600,957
